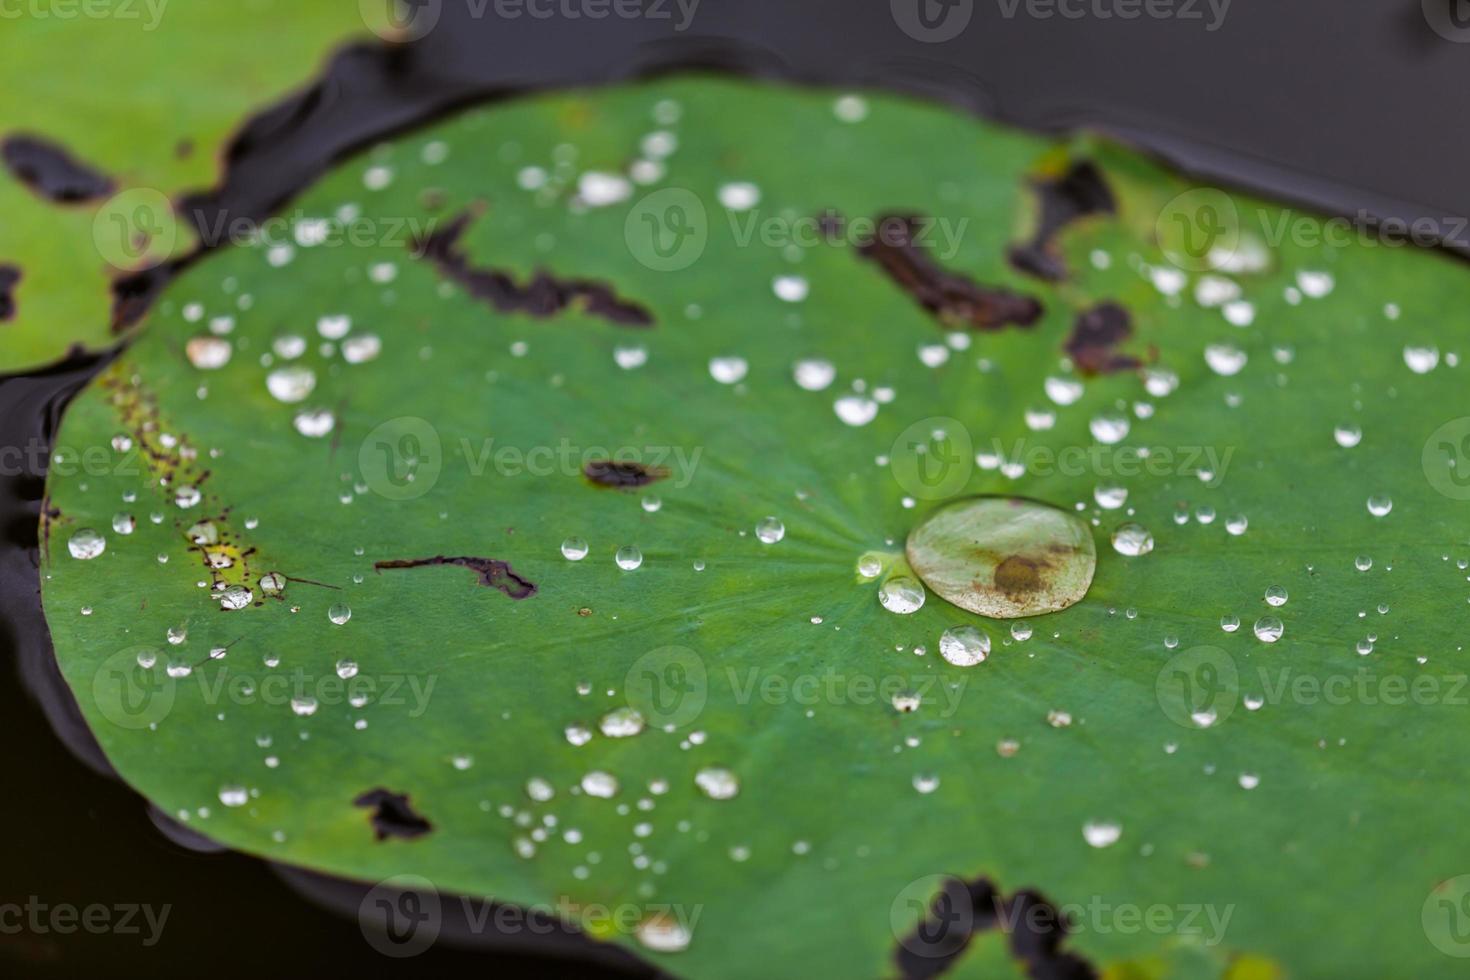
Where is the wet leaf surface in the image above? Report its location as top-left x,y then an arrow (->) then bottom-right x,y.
39,79 -> 1470,977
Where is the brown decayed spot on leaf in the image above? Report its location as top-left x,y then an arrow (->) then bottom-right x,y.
855,214 -> 1043,330
1,134 -> 115,203
414,209 -> 653,326
374,555 -> 537,599
353,788 -> 433,841
1008,160 -> 1116,281
1065,302 -> 1143,375
583,458 -> 669,488
0,265 -> 20,321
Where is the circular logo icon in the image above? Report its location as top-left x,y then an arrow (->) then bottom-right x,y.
1423,0 -> 1470,42
890,417 -> 974,501
624,646 -> 708,728
891,0 -> 973,42
1156,646 -> 1239,729
625,188 -> 707,272
891,875 -> 974,958
359,417 -> 442,501
92,646 -> 176,730
359,874 -> 441,957
1423,417 -> 1470,500
1424,875 -> 1470,957
92,188 -> 178,272
1156,188 -> 1239,273
359,0 -> 442,41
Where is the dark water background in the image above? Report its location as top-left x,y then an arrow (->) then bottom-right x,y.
3,2 -> 1466,975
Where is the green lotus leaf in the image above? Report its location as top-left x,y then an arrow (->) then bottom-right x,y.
40,77 -> 1470,977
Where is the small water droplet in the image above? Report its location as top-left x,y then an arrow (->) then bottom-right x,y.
1111,523 -> 1154,556
582,771 -> 619,798
1253,617 -> 1284,643
1333,423 -> 1362,448
1264,585 -> 1288,607
561,537 -> 589,561
793,358 -> 836,391
938,625 -> 990,667
755,517 -> 785,544
694,767 -> 739,800
1366,494 -> 1393,518
912,773 -> 940,795
615,546 -> 643,571
219,785 -> 248,807
328,603 -> 352,625
1082,820 -> 1122,848
1404,344 -> 1439,374
599,707 -> 645,738
68,528 -> 106,560
709,356 -> 748,385
878,577 -> 925,614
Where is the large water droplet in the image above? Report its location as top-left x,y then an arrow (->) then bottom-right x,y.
755,517 -> 785,544
906,497 -> 1096,618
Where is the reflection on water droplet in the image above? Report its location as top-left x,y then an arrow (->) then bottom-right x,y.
615,546 -> 643,571
290,696 -> 318,717
1253,617 -> 1284,643
68,529 -> 106,560
328,603 -> 352,625
1238,772 -> 1260,790
1045,376 -> 1083,405
1366,494 -> 1393,517
599,707 -> 645,738
892,692 -> 921,713
293,409 -> 335,438
1204,343 -> 1247,376
1264,585 -> 1288,607
857,553 -> 883,579
186,336 -> 232,370
709,356 -> 748,384
1404,344 -> 1439,374
878,577 -> 925,614
565,724 -> 592,747
1220,614 -> 1240,633
1010,622 -> 1033,642
259,571 -> 286,594
833,394 -> 878,426
1089,412 -> 1130,445
636,913 -> 692,953
582,771 -> 618,798
614,344 -> 648,370
1111,523 -> 1154,556
793,358 -> 835,391
755,517 -> 785,544
1083,820 -> 1122,848
266,366 -> 316,403
342,333 -> 382,364
1094,485 -> 1127,510
219,785 -> 248,807
938,625 -> 990,667
1224,514 -> 1249,536
694,767 -> 739,800
336,660 -> 359,679
1333,423 -> 1362,448
219,585 -> 253,611
561,537 -> 589,561
772,275 -> 808,302
912,773 -> 940,795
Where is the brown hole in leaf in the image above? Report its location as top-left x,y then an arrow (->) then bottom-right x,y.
583,458 -> 669,488
1,134 -> 115,203
894,876 -> 1097,980
414,209 -> 653,326
0,265 -> 19,321
353,788 -> 433,841
1008,160 -> 1116,281
856,214 -> 1043,330
1064,301 -> 1143,375
374,555 -> 537,599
